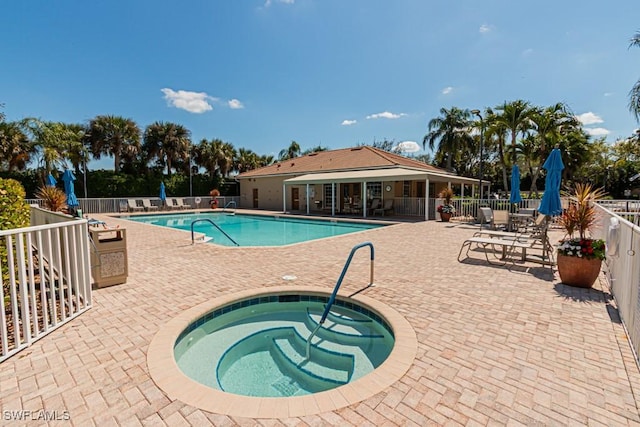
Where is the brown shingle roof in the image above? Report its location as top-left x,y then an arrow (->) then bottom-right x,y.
236,146 -> 452,178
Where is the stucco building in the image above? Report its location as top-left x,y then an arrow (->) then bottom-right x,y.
236,146 -> 484,220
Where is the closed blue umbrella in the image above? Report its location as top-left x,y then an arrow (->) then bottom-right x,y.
538,148 -> 564,216
159,182 -> 167,207
45,173 -> 57,187
509,165 -> 522,204
61,169 -> 79,208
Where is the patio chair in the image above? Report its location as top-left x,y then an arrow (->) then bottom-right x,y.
127,199 -> 144,212
171,198 -> 188,210
373,199 -> 393,216
368,198 -> 381,215
142,199 -> 158,211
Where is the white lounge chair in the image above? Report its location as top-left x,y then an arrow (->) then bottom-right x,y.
171,198 -> 188,210
142,199 -> 158,211
373,199 -> 393,216
127,199 -> 144,212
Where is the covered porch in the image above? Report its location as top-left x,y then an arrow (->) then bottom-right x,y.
282,167 -> 487,220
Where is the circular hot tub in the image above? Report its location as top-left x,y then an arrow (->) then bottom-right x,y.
148,286 -> 417,418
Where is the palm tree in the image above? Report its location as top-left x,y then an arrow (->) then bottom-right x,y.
143,122 -> 191,176
527,103 -> 579,195
494,100 -> 533,165
193,138 -> 235,178
484,108 -> 510,191
0,121 -> 33,171
21,119 -> 81,179
279,140 -> 301,161
302,145 -> 329,155
87,115 -> 141,173
423,107 -> 473,171
630,31 -> 640,122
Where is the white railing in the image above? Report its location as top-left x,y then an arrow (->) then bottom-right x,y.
25,196 -> 241,214
1,207 -> 92,363
593,203 -> 640,367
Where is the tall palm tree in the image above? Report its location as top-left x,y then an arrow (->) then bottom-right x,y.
423,107 -> 473,171
87,115 -> 141,173
484,108 -> 510,191
193,138 -> 235,178
494,100 -> 533,165
235,148 -> 259,173
279,140 -> 301,161
143,122 -> 191,176
630,31 -> 640,122
528,103 -> 579,195
0,121 -> 33,171
20,119 -> 81,178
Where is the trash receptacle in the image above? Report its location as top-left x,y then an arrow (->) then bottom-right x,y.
89,227 -> 128,288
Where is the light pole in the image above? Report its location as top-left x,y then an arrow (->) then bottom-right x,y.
189,150 -> 193,198
471,109 -> 484,200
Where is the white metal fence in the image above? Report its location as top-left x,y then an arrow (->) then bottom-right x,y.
25,196 -> 241,214
594,202 -> 640,366
1,207 -> 92,363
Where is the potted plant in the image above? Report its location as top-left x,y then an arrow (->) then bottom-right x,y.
556,183 -> 606,288
209,189 -> 220,209
437,188 -> 455,222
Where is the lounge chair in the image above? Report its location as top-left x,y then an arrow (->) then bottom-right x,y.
142,199 -> 158,211
171,198 -> 188,210
461,214 -> 554,266
368,198 -> 381,215
479,207 -> 508,230
127,199 -> 144,212
373,199 -> 393,216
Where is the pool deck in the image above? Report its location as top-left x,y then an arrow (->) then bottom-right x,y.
2,209 -> 640,426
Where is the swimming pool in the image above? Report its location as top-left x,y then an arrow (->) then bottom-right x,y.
124,212 -> 383,246
174,293 -> 394,397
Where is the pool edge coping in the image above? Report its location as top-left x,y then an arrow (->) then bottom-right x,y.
146,285 -> 418,419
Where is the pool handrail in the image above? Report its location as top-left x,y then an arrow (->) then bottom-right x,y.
190,219 -> 239,246
222,200 -> 236,215
306,242 -> 375,359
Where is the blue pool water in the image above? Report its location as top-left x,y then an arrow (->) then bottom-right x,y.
174,294 -> 394,397
125,212 -> 383,246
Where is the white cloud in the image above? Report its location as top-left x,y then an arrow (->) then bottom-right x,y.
394,141 -> 421,153
576,112 -> 604,125
585,127 -> 610,136
366,111 -> 406,120
441,86 -> 453,95
604,92 -> 613,97
228,99 -> 244,109
341,119 -> 357,126
264,0 -> 294,6
161,88 -> 216,114
522,48 -> 533,57
479,24 -> 492,33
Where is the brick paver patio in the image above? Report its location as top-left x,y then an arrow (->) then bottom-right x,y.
1,212 -> 639,426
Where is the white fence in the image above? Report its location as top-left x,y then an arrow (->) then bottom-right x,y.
1,207 -> 92,363
26,196 -> 241,214
594,202 -> 640,366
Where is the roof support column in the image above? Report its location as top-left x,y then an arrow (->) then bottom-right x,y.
425,178 -> 430,221
282,183 -> 286,213
306,184 -> 310,215
363,181 -> 367,218
331,182 -> 335,217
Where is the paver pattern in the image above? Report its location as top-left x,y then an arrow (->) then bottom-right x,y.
1,211 -> 639,426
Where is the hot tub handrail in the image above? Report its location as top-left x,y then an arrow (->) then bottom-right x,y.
190,218 -> 239,246
306,242 -> 374,359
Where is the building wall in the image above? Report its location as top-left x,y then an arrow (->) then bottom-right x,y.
238,176 -> 326,212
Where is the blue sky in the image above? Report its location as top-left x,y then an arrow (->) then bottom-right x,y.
2,0 -> 639,170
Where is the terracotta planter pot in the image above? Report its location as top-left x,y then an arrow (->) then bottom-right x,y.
440,212 -> 452,222
556,254 -> 602,288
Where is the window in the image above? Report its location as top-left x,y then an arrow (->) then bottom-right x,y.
403,181 -> 411,197
366,182 -> 382,199
323,184 -> 336,208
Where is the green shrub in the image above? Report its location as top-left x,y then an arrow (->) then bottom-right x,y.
0,179 -> 31,292
0,178 -> 30,231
